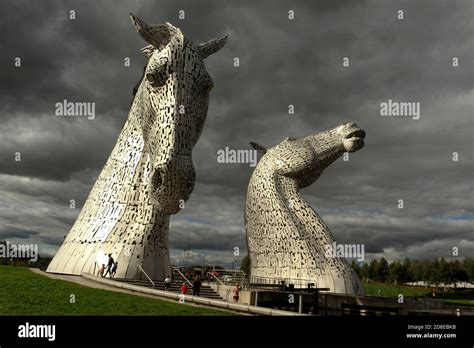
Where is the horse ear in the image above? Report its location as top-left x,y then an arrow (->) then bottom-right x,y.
130,13 -> 175,50
141,45 -> 155,58
198,35 -> 228,59
250,142 -> 267,154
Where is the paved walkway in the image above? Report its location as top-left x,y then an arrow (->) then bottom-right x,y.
29,268 -> 231,311
30,268 -> 298,316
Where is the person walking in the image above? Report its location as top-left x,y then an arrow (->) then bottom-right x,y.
232,284 -> 240,303
111,262 -> 118,278
192,275 -> 202,296
164,275 -> 171,291
98,264 -> 105,277
181,282 -> 188,295
103,254 -> 114,278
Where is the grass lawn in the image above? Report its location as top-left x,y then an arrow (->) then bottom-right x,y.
0,265 -> 233,316
443,299 -> 474,306
363,281 -> 474,307
363,281 -> 432,298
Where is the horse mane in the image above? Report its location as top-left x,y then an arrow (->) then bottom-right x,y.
120,64 -> 148,129
131,64 -> 147,102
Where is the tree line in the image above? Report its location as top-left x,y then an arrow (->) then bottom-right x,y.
351,257 -> 474,287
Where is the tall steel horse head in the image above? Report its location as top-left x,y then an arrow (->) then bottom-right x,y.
47,14 -> 227,280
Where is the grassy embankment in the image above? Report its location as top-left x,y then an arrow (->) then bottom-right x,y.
363,281 -> 474,306
0,265 -> 233,315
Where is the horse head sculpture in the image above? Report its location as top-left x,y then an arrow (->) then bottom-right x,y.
47,15 -> 227,280
246,122 -> 366,294
130,14 -> 227,214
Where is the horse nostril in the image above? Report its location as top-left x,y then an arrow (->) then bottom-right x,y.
151,169 -> 163,191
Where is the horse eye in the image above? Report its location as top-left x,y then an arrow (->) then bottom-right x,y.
146,73 -> 156,83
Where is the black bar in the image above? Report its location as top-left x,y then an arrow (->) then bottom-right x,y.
0,316 -> 473,346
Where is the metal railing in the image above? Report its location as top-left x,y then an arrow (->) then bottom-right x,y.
206,269 -> 246,285
248,274 -> 320,290
172,267 -> 193,286
206,272 -> 224,285
137,265 -> 155,287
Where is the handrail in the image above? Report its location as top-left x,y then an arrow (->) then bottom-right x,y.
210,269 -> 246,277
172,268 -> 193,286
206,271 -> 224,285
207,269 -> 245,285
137,265 -> 155,287
248,274 -> 321,290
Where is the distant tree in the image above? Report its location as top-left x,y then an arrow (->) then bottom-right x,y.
463,257 -> 474,283
360,263 -> 370,281
438,258 -> 452,290
368,259 -> 378,281
420,260 -> 433,284
408,260 -> 421,282
350,257 -> 473,286
429,259 -> 442,287
376,257 -> 389,282
450,259 -> 468,287
402,257 -> 413,282
240,254 -> 251,276
389,261 -> 404,284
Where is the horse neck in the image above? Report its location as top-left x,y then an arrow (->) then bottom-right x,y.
247,160 -> 332,241
97,83 -> 168,223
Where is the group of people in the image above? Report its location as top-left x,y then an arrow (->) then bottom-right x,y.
174,274 -> 241,303
164,274 -> 203,296
98,254 -> 118,278
98,263 -> 242,303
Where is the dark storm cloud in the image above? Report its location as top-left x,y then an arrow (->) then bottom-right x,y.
0,0 -> 472,263
0,227 -> 39,240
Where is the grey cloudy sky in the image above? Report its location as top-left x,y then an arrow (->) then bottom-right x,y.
0,0 -> 472,268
